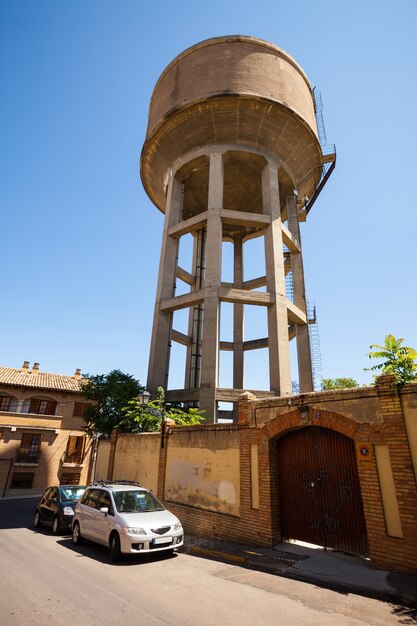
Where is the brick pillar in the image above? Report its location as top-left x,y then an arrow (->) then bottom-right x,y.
157,440 -> 167,501
238,391 -> 256,426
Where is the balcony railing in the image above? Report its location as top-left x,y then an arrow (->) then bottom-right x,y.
15,448 -> 40,464
61,451 -> 84,465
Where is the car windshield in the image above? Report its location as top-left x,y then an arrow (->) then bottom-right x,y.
60,487 -> 86,501
113,490 -> 165,513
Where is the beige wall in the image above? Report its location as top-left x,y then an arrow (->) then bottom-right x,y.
95,440 -> 111,481
165,429 -> 240,515
112,433 -> 160,493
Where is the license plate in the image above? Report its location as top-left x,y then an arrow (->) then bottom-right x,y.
153,536 -> 171,545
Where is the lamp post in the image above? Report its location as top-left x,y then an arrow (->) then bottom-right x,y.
138,390 -> 166,448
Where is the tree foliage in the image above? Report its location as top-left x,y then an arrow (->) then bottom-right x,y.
117,387 -> 205,433
365,334 -> 417,387
81,369 -> 144,435
321,378 -> 359,390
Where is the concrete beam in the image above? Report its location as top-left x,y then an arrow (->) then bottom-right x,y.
168,211 -> 208,238
171,329 -> 192,346
160,289 -> 204,312
220,209 -> 271,229
281,223 -> 301,252
165,388 -> 200,403
219,287 -> 273,306
243,337 -> 269,351
219,341 -> 234,351
215,387 -> 275,402
243,276 -> 267,290
287,300 -> 307,325
176,265 -> 195,286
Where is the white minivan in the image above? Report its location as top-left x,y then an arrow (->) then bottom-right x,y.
72,481 -> 183,561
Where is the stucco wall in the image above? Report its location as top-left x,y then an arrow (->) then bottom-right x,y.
165,429 -> 240,515
95,440 -> 111,481
112,433 -> 160,493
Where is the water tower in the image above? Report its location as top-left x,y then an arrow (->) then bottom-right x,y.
141,36 -> 335,421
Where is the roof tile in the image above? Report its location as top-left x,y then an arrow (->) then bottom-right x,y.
0,367 -> 84,393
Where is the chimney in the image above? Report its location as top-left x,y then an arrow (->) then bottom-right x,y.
32,362 -> 40,375
74,368 -> 82,379
21,361 -> 30,373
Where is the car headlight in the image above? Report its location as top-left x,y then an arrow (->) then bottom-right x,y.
63,507 -> 74,516
173,522 -> 182,531
126,527 -> 146,535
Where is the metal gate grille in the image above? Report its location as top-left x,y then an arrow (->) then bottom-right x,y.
278,426 -> 369,557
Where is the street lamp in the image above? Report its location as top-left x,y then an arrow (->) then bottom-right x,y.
138,390 -> 166,448
137,390 -> 151,407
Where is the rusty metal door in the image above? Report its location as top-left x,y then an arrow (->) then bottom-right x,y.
277,426 -> 369,557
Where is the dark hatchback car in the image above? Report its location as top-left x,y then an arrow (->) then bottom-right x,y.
34,485 -> 86,534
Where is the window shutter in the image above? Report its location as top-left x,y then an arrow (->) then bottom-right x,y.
46,401 -> 57,415
29,399 -> 41,414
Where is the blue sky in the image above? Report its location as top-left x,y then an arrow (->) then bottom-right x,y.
1,0 -> 416,391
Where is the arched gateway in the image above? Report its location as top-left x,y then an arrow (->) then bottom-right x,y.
277,426 -> 369,557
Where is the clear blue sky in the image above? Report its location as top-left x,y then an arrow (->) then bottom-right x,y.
1,0 -> 416,390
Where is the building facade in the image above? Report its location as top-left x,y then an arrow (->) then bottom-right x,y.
0,361 -> 93,497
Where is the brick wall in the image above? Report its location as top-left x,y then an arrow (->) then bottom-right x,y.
106,378 -> 417,574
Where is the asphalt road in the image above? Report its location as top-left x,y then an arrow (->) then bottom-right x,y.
0,498 -> 413,626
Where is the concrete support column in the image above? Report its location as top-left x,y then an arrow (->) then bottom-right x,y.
287,195 -> 313,392
262,162 -> 292,395
233,234 -> 244,390
147,173 -> 182,396
199,153 -> 223,420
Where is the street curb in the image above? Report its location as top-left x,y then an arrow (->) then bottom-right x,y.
182,545 -> 417,608
0,495 -> 41,502
187,545 -> 247,564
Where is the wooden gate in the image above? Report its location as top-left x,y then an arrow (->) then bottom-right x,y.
277,426 -> 369,557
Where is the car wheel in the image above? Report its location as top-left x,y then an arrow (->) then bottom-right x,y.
110,533 -> 122,562
34,510 -> 41,528
52,516 -> 60,535
72,521 -> 83,545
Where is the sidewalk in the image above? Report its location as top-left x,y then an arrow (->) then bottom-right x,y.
181,535 -> 417,608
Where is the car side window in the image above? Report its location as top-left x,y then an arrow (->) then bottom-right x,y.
98,491 -> 113,515
50,488 -> 58,503
87,489 -> 101,510
81,489 -> 100,509
42,488 -> 52,503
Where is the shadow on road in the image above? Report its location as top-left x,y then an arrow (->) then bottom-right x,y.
57,536 -> 179,566
0,498 -> 38,529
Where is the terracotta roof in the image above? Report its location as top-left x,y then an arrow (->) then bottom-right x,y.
0,366 -> 85,393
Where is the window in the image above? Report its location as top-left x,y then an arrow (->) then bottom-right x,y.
16,433 -> 42,463
64,436 -> 85,464
84,489 -> 101,509
28,399 -> 57,415
11,472 -> 35,488
98,491 -> 113,515
73,402 -> 90,418
0,396 -> 12,411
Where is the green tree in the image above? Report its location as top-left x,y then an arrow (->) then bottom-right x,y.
117,386 -> 205,433
365,334 -> 417,386
81,369 -> 144,435
321,378 -> 359,390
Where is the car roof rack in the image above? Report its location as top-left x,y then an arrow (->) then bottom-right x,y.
89,479 -> 143,488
